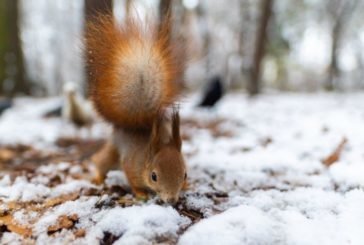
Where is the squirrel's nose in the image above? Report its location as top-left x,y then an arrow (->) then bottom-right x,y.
166,197 -> 178,205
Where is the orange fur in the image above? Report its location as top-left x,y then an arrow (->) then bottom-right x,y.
87,13 -> 187,204
86,14 -> 185,129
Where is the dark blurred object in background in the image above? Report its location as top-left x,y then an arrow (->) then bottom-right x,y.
198,76 -> 224,108
0,98 -> 12,115
43,104 -> 62,118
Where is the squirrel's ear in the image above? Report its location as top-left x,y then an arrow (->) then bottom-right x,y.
172,110 -> 182,151
150,113 -> 163,154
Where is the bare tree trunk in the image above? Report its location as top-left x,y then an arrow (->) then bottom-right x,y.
196,3 -> 211,78
248,0 -> 273,96
0,1 -> 9,94
325,0 -> 359,91
8,0 -> 26,95
326,21 -> 341,91
0,0 -> 27,96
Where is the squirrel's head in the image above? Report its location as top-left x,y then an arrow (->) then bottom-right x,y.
146,111 -> 187,205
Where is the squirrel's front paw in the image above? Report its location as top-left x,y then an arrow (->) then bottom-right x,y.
133,188 -> 149,201
91,168 -> 105,185
182,180 -> 189,191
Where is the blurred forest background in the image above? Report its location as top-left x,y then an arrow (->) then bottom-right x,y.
0,0 -> 364,97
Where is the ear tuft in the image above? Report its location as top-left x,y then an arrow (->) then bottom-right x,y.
150,112 -> 164,154
172,109 -> 182,151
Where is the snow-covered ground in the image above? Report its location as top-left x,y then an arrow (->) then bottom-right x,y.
1,93 -> 364,244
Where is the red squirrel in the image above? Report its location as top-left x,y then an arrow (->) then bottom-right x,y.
86,14 -> 187,204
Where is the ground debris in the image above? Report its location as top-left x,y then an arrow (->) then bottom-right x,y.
74,228 -> 86,238
322,137 -> 348,166
182,118 -> 235,139
1,94 -> 364,244
101,231 -> 122,245
47,214 -> 78,235
0,215 -> 32,237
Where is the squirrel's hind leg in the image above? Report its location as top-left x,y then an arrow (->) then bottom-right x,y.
91,140 -> 120,184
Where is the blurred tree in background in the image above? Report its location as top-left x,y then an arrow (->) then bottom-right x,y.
248,0 -> 273,95
0,0 -> 28,96
325,0 -> 359,91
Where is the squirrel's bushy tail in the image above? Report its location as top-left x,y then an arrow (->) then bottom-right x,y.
86,14 -> 185,129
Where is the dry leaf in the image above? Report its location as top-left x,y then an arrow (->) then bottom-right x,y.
117,196 -> 137,207
0,148 -> 15,162
0,215 -> 32,237
47,214 -> 78,234
322,137 -> 348,166
44,192 -> 80,208
179,209 -> 203,222
74,228 -> 86,238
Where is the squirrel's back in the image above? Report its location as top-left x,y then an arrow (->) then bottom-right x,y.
86,14 -> 185,129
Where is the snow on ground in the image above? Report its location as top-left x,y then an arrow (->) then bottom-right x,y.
1,92 -> 364,244
0,97 -> 109,148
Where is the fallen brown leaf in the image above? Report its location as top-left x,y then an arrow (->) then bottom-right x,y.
47,214 -> 78,234
43,192 -> 80,208
0,215 -> 32,237
2,192 -> 81,215
74,228 -> 86,238
0,148 -> 15,162
322,137 -> 348,166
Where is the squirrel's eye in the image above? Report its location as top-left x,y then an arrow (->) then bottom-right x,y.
151,172 -> 157,182
184,173 -> 187,180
